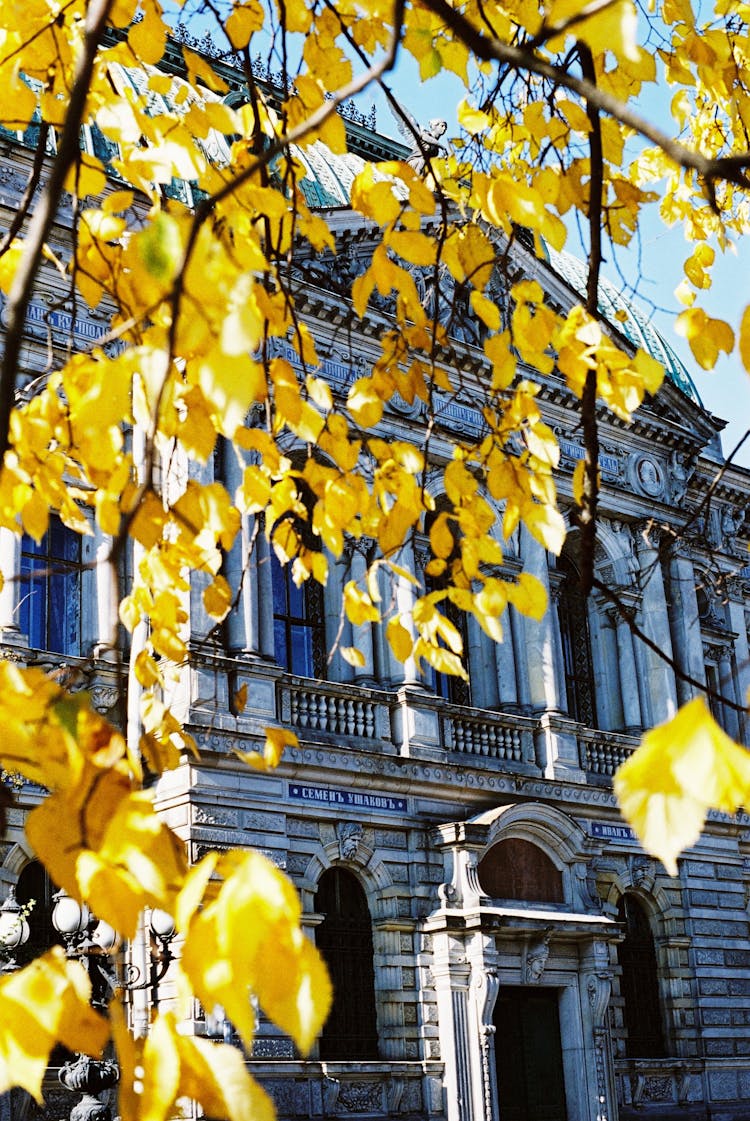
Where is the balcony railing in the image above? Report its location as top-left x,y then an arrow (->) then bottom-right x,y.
578,727 -> 640,777
278,678 -> 394,748
440,706 -> 536,766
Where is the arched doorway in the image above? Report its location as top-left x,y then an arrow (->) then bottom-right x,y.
315,868 -> 378,1060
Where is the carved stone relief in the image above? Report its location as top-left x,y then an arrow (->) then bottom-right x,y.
524,928 -> 552,983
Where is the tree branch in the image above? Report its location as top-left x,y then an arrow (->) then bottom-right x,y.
0,0 -> 115,469
421,0 -> 750,189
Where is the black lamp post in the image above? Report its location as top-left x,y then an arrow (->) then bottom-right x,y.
0,885 -> 177,1121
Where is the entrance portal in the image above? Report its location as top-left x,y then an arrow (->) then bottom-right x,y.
494,987 -> 567,1121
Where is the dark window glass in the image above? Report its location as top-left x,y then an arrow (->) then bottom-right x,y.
557,555 -> 597,726
478,838 -> 564,902
315,868 -> 378,1060
19,519 -> 83,655
16,860 -> 60,960
271,551 -> 325,678
616,894 -> 665,1058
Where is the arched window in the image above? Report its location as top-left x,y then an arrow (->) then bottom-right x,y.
19,518 -> 83,656
616,894 -> 665,1057
314,868 -> 378,1060
557,554 -> 597,726
478,838 -> 564,903
271,551 -> 326,678
16,860 -> 60,960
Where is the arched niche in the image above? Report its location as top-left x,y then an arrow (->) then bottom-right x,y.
478,837 -> 563,903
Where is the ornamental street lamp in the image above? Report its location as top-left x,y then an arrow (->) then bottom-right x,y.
50,892 -> 177,1121
0,884 -> 176,1121
0,885 -> 30,971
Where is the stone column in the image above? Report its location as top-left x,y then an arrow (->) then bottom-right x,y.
718,644 -> 740,740
94,526 -> 119,660
431,948 -> 475,1121
666,550 -> 706,705
324,550 -> 350,683
634,526 -> 678,725
605,597 -> 643,732
349,541 -> 377,685
385,544 -> 420,687
223,444 -> 265,657
519,527 -> 562,712
727,582 -> 749,744
492,606 -> 518,710
0,528 -> 21,642
468,615 -> 495,710
508,607 -> 530,708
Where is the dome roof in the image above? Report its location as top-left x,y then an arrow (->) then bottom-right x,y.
546,246 -> 702,405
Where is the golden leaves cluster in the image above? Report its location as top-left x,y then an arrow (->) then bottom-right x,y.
0,668 -> 330,1110
0,0 -> 750,1112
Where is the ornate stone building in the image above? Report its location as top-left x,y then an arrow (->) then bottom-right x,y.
1,44 -> 750,1121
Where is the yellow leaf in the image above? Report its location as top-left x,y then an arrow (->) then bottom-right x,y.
470,290 -> 501,330
178,851 -> 331,1053
203,575 -> 233,621
343,581 -> 380,625
116,1009 -> 275,1121
182,46 -> 229,93
225,0 -> 265,47
0,950 -> 108,1102
341,646 -> 366,667
615,698 -> 750,875
387,617 -> 413,662
128,4 -> 167,64
27,757 -> 187,938
675,308 -> 734,370
233,683 -> 248,714
236,726 -> 299,770
739,305 -> 750,373
507,572 -> 547,620
348,378 -> 384,427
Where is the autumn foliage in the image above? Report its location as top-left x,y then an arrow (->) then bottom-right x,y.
0,0 -> 749,1114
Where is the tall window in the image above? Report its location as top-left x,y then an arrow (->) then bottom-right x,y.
557,555 -> 597,726
422,510 -> 471,706
271,551 -> 326,678
616,894 -> 665,1058
19,519 -> 83,655
315,868 -> 378,1060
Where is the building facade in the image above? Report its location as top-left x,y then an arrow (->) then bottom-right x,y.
1,53 -> 750,1121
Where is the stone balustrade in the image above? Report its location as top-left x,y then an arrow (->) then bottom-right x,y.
440,706 -> 536,766
278,678 -> 394,747
578,726 -> 640,778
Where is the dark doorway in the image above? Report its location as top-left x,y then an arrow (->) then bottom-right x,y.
494,987 -> 568,1121
314,868 -> 378,1060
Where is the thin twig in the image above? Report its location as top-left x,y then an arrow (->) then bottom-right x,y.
575,43 -> 603,597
